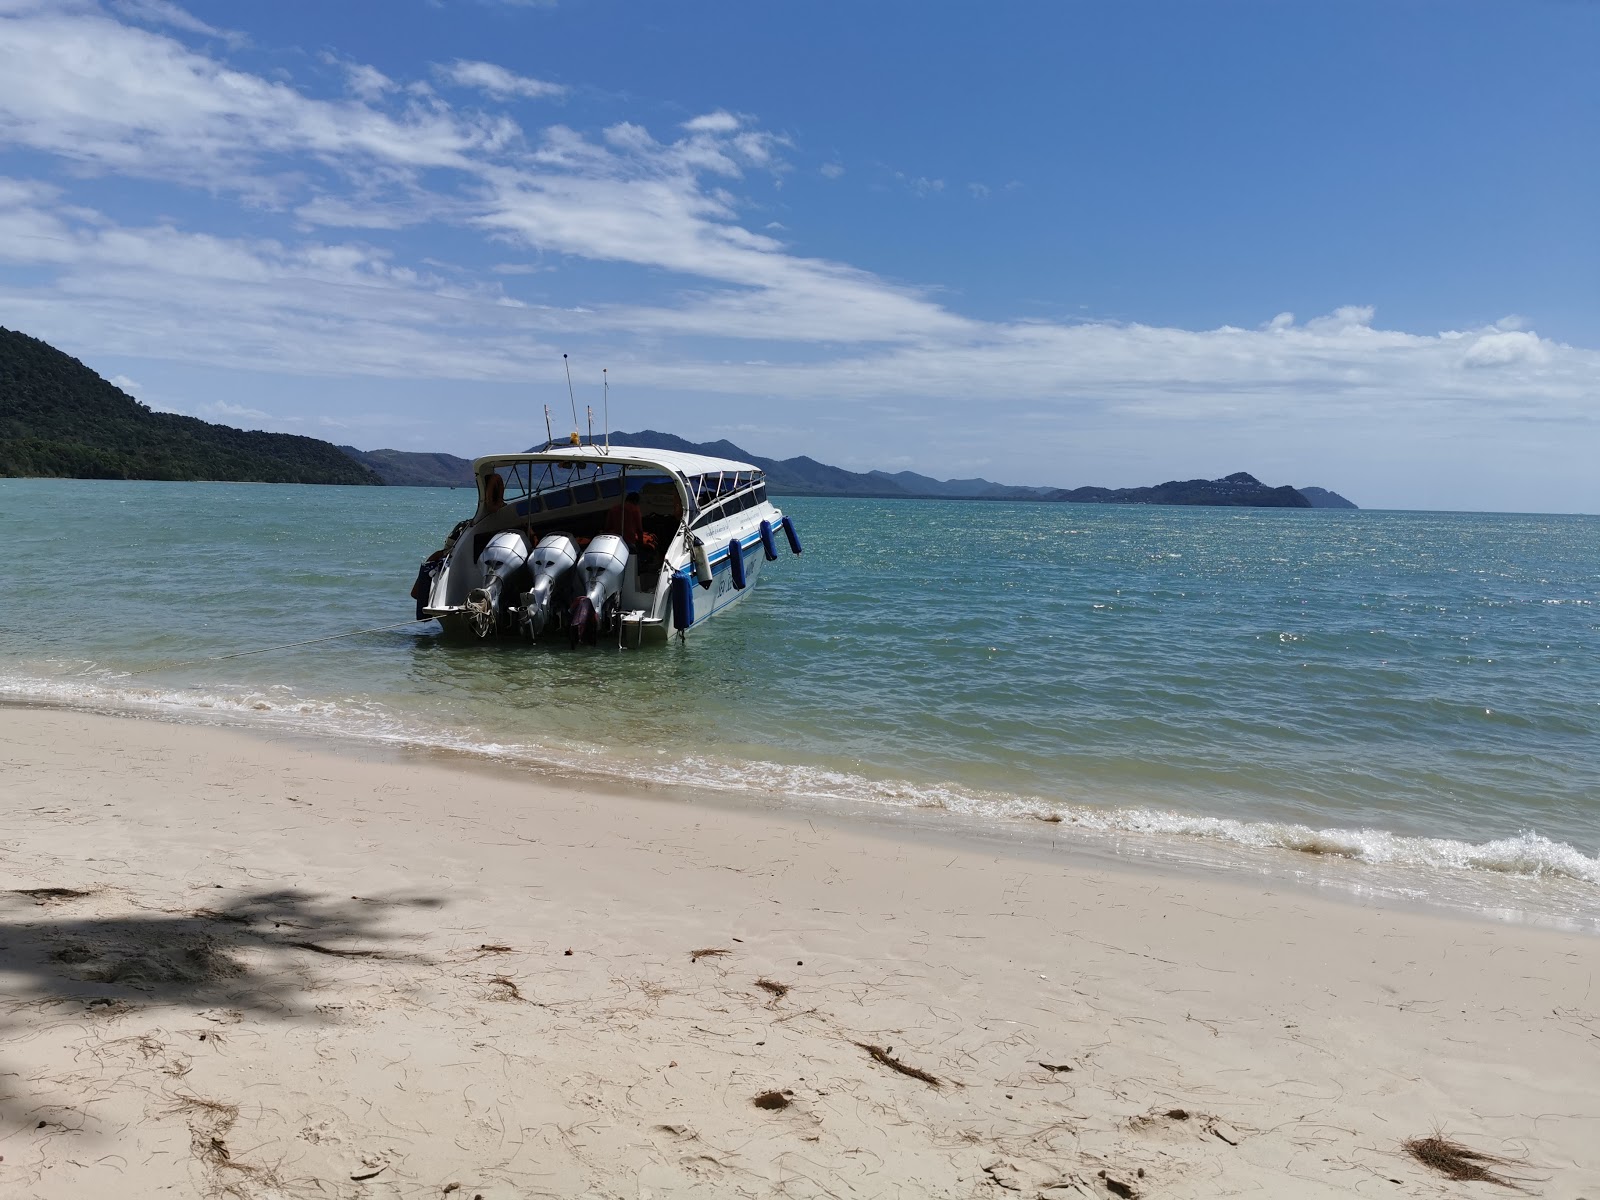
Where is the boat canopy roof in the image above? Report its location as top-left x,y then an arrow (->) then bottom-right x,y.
472,445 -> 760,480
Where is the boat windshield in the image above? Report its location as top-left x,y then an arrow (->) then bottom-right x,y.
687,470 -> 768,526
476,457 -> 687,530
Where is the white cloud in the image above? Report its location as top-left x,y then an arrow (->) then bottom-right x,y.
342,61 -> 395,102
1462,329 -> 1551,368
967,182 -> 989,199
196,399 -> 271,421
0,10 -> 517,189
436,59 -> 565,100
7,173 -> 1590,427
682,110 -> 741,134
820,162 -> 844,180
111,0 -> 244,47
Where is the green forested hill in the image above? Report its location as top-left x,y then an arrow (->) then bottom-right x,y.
0,328 -> 381,485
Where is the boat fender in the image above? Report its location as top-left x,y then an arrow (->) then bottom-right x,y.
410,560 -> 436,620
728,538 -> 747,590
781,515 -> 803,555
691,536 -> 713,588
670,572 -> 694,631
759,519 -> 779,561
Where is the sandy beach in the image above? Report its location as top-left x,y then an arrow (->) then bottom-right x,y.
0,707 -> 1595,1198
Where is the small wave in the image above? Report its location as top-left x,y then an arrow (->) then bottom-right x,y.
1041,807 -> 1600,886
4,668 -> 1597,894
569,751 -> 1600,889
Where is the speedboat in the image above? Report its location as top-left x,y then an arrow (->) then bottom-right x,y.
411,441 -> 801,646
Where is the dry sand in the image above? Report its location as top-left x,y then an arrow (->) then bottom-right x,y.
0,706 -> 1596,1199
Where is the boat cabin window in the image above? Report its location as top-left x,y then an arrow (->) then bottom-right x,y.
471,461 -> 685,573
688,471 -> 768,529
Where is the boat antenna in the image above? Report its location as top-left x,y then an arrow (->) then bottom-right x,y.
603,368 -> 610,452
563,353 -> 579,439
586,404 -> 594,447
543,403 -> 553,450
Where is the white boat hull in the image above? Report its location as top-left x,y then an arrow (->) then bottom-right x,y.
413,444 -> 797,647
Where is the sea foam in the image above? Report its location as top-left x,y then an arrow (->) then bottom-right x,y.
6,667 -> 1596,898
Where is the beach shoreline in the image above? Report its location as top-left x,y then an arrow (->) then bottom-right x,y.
4,690 -> 1596,938
2,706 -> 1596,1197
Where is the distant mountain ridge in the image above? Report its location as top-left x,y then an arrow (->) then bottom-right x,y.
0,326 -> 1356,505
0,328 -> 380,485
342,429 -> 1357,509
1298,487 -> 1358,510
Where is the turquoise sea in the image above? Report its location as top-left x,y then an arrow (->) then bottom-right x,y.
3,479 -> 1597,929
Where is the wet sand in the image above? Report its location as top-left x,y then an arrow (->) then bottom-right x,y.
1,707 -> 1596,1198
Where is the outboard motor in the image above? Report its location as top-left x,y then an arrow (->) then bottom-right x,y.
518,533 -> 579,640
568,533 -> 629,646
465,531 -> 530,637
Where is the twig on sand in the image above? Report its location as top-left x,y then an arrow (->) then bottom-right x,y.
690,947 -> 732,962
487,975 -> 526,1002
190,908 -> 252,924
285,940 -> 387,959
1403,1135 -> 1526,1189
854,1041 -> 942,1088
755,977 -> 790,999
165,1093 -> 284,1194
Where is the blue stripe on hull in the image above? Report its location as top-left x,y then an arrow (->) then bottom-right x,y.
676,535 -> 766,629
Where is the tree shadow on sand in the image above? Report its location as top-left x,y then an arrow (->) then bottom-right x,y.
0,887 -> 441,1139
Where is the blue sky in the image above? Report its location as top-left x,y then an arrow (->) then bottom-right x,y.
0,0 -> 1596,511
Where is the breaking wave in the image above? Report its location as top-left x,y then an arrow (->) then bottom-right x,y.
5,667 -> 1597,897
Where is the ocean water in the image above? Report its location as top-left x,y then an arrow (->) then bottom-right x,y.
3,479 -> 1597,929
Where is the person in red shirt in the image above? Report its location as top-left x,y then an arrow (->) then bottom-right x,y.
605,492 -> 645,548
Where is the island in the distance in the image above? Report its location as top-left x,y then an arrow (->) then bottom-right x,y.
1,327 -> 1357,507
344,431 -> 1359,509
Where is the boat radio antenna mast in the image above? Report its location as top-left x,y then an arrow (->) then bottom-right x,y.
603,368 -> 610,452
543,403 -> 553,450
586,404 -> 594,447
562,353 -> 579,439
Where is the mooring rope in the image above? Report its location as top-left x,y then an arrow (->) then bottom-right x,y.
130,617 -> 433,675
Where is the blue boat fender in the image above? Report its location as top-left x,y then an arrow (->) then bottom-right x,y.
728,538 -> 747,590
670,572 -> 694,630
759,519 -> 779,561
781,515 -> 803,555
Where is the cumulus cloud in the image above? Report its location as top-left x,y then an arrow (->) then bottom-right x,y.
436,58 -> 565,100
682,110 -> 741,134
1462,329 -> 1551,368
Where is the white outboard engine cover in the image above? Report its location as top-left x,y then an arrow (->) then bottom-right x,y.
577,533 -> 630,614
479,530 -> 530,580
466,530 -> 530,636
520,533 -> 579,637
